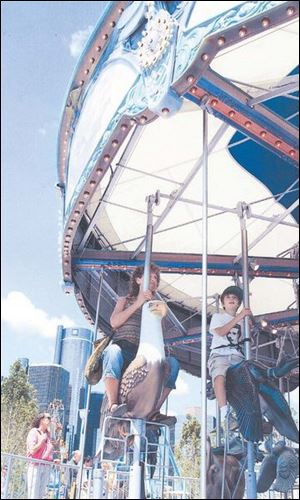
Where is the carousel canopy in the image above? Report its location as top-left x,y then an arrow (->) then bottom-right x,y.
57,1 -> 299,381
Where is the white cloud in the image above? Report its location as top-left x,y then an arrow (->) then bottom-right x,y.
69,26 -> 94,58
38,120 -> 59,137
1,291 -> 75,338
173,374 -> 190,396
166,409 -> 178,417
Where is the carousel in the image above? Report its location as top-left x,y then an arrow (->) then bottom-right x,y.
57,1 -> 299,498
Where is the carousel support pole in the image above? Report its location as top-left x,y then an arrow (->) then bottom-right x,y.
214,294 -> 222,447
290,245 -> 299,312
237,202 -> 257,499
286,376 -> 291,407
76,269 -> 104,499
128,192 -> 159,499
128,419 -> 146,499
142,192 -> 159,290
200,103 -> 209,499
277,332 -> 286,395
93,468 -> 104,499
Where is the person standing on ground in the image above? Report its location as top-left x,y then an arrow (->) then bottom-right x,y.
66,450 -> 81,499
26,412 -> 54,499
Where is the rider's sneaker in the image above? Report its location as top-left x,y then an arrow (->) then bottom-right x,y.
210,412 -> 238,434
223,412 -> 239,432
108,403 -> 128,418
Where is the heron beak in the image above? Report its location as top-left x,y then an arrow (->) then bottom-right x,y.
148,301 -> 167,317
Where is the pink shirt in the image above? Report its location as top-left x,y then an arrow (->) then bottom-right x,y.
26,428 -> 53,461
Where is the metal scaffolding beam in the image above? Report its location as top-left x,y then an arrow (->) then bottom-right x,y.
73,250 -> 298,279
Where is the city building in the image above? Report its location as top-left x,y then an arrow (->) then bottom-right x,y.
28,363 -> 69,413
77,392 -> 104,456
54,326 -> 93,450
17,357 -> 29,375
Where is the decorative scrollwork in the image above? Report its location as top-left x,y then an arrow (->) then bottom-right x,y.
138,3 -> 175,69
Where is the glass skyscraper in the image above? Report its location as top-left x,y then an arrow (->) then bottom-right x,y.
78,392 -> 104,456
54,326 -> 93,449
28,363 -> 70,413
18,357 -> 29,374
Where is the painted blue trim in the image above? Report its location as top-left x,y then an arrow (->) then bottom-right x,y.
185,92 -> 298,168
197,74 -> 298,149
57,2 -> 116,179
186,67 -> 299,221
228,67 -> 299,222
164,315 -> 300,343
228,133 -> 299,222
267,316 -> 299,325
68,2 -> 115,92
73,259 -> 298,274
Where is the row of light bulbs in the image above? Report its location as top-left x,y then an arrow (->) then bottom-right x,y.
61,2 -> 298,285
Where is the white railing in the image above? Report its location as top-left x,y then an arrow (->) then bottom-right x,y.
97,415 -> 200,499
1,452 -> 92,499
2,450 -> 298,499
103,468 -> 200,499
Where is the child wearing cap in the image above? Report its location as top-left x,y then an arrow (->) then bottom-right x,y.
208,286 -> 253,432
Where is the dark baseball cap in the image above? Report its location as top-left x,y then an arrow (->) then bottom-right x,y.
221,286 -> 243,304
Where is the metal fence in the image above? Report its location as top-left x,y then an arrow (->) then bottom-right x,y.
1,451 -> 199,499
1,453 -> 92,499
103,469 -> 200,499
2,451 -> 298,499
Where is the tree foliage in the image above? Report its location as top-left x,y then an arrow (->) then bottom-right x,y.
175,415 -> 201,479
1,361 -> 38,456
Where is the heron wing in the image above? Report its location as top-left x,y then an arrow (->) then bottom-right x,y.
257,455 -> 277,493
272,357 -> 299,378
119,355 -> 149,402
258,381 -> 299,443
273,448 -> 299,492
226,361 -> 263,442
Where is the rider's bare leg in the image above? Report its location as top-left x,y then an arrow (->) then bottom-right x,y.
104,377 -> 127,416
104,377 -> 120,410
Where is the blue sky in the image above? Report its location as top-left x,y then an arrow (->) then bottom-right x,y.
1,1 -> 204,417
1,1 -> 108,372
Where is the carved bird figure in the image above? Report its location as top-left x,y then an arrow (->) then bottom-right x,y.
118,300 -> 169,418
257,440 -> 299,493
97,300 -> 169,461
226,357 -> 299,443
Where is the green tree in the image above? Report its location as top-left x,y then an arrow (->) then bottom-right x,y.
175,415 -> 201,478
1,361 -> 38,456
